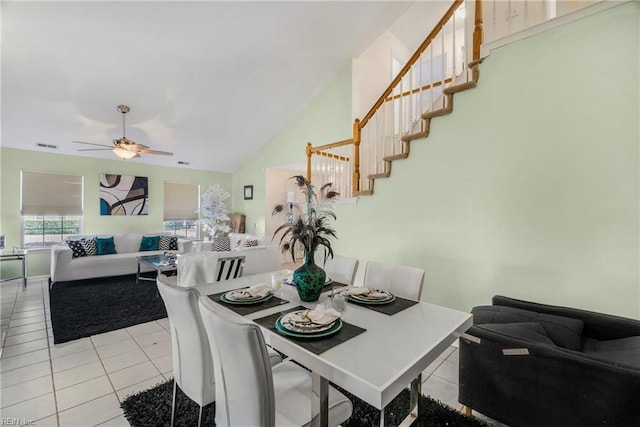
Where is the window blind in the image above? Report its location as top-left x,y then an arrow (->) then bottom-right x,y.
21,171 -> 83,216
164,182 -> 199,220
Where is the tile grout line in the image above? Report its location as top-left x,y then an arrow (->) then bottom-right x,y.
41,278 -> 62,427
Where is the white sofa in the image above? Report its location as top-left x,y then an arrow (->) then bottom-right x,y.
50,233 -> 192,284
193,240 -> 280,276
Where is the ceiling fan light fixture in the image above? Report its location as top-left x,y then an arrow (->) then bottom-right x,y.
113,147 -> 139,160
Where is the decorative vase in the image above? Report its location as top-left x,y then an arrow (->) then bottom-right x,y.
293,253 -> 326,302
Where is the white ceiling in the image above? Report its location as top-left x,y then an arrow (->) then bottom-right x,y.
1,0 -> 425,172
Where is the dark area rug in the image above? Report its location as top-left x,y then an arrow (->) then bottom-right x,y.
121,379 -> 488,427
49,274 -> 167,344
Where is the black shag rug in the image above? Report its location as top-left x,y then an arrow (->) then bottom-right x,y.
121,379 -> 488,427
49,274 -> 167,344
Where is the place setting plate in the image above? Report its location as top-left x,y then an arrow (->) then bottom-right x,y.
347,289 -> 396,305
283,277 -> 333,287
220,289 -> 273,305
275,310 -> 342,339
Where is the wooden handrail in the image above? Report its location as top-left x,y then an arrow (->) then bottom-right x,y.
360,0 -> 465,129
384,77 -> 453,103
312,151 -> 349,162
310,138 -> 353,152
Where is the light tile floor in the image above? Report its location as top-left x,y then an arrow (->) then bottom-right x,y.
1,277 -> 502,426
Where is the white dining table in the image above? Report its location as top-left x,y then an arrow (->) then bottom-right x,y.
194,272 -> 472,427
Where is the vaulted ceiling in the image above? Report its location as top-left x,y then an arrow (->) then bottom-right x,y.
1,0 -> 426,172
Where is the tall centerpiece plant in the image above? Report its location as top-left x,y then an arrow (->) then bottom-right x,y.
272,175 -> 338,302
198,184 -> 231,240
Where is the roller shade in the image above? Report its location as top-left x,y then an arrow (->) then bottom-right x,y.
21,171 -> 83,216
164,182 -> 199,220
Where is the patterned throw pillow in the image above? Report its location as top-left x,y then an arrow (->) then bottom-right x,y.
66,240 -> 87,259
243,239 -> 259,247
80,238 -> 98,256
158,236 -> 178,251
212,237 -> 231,252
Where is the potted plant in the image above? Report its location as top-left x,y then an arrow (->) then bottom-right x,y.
272,175 -> 338,302
198,184 -> 231,245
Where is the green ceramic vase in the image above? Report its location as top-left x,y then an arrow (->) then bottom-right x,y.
293,253 -> 326,302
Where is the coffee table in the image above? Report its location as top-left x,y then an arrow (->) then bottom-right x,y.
137,255 -> 177,284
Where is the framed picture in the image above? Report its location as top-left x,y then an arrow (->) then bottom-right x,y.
99,174 -> 149,215
243,185 -> 253,200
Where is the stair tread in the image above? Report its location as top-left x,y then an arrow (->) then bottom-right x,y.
443,80 -> 477,95
369,172 -> 390,179
422,106 -> 453,119
402,130 -> 429,142
383,153 -> 409,161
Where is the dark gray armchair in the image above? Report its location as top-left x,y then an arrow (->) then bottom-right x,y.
459,295 -> 640,427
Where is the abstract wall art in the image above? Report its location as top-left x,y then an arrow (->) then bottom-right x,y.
99,174 -> 149,215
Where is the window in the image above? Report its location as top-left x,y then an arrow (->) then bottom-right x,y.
163,182 -> 199,239
21,171 -> 83,248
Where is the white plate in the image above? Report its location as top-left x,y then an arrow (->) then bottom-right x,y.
283,277 -> 333,286
281,311 -> 337,334
224,289 -> 268,301
349,289 -> 394,303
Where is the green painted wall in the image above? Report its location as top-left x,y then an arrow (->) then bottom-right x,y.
231,63 -> 353,236
233,2 -> 640,318
0,147 -> 231,277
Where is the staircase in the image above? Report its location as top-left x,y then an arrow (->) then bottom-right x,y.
305,0 -> 606,198
354,60 -> 482,197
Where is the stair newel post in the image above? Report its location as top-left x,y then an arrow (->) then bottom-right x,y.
306,142 -> 313,184
352,119 -> 361,194
473,0 -> 484,61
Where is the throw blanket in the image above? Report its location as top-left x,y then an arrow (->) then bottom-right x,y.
177,252 -> 219,287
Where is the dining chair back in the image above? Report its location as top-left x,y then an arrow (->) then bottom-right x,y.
363,261 -> 425,301
198,296 -> 353,427
316,253 -> 359,285
177,252 -> 219,287
156,274 -> 214,426
215,255 -> 245,281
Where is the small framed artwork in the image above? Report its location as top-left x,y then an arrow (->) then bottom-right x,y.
243,185 -> 253,200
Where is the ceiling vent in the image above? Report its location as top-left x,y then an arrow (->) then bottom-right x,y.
177,161 -> 190,166
36,142 -> 58,149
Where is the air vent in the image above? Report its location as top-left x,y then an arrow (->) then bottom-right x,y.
35,142 -> 58,149
177,161 -> 190,166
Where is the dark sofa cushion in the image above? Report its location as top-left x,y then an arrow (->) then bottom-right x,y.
479,322 -> 556,346
473,305 -> 584,351
582,336 -> 640,368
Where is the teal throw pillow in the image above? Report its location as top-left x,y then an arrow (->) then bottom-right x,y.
93,236 -> 117,255
140,235 -> 161,252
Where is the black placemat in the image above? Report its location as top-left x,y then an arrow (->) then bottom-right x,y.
283,281 -> 348,294
347,295 -> 418,315
324,281 -> 348,293
208,289 -> 289,316
254,306 -> 367,355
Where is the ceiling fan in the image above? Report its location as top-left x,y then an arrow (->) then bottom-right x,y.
73,105 -> 173,159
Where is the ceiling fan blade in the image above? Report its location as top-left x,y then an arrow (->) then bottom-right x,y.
73,140 -> 114,148
138,149 -> 174,156
128,143 -> 150,151
77,148 -> 113,152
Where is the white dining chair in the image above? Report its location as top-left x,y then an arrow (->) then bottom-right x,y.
197,296 -> 353,427
215,255 -> 245,281
177,252 -> 219,287
156,274 -> 215,427
363,261 -> 425,301
156,274 -> 282,426
316,253 -> 359,286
